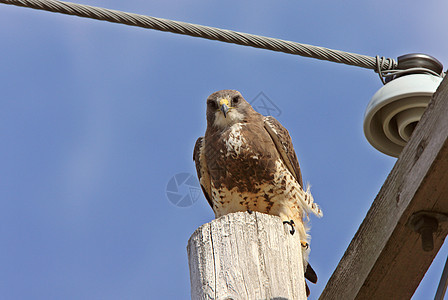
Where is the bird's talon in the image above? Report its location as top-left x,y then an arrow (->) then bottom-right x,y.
301,241 -> 309,249
283,220 -> 295,235
247,209 -> 253,214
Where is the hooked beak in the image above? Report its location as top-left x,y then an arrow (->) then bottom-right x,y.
221,103 -> 229,118
219,98 -> 230,118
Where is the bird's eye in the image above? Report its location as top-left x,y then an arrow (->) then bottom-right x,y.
207,100 -> 217,109
232,96 -> 240,104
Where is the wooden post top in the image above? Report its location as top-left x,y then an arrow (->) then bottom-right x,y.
188,211 -> 307,300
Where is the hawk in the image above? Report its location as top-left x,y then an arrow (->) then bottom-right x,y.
193,90 -> 322,295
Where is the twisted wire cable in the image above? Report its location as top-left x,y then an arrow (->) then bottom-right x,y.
1,0 -> 398,72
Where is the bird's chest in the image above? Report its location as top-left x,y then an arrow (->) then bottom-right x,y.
206,123 -> 278,191
217,123 -> 269,159
222,123 -> 252,157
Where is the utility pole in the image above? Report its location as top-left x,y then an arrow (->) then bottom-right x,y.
188,211 -> 307,300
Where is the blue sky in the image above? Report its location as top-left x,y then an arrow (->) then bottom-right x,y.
1,1 -> 447,299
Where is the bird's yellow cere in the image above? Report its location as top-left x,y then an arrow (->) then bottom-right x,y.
219,98 -> 229,107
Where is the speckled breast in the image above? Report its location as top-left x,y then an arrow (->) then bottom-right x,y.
205,122 -> 280,194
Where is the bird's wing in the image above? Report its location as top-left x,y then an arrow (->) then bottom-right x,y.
193,137 -> 213,209
264,116 -> 323,217
264,116 -> 303,187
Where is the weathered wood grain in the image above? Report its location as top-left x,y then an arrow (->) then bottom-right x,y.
320,76 -> 448,299
188,211 -> 307,300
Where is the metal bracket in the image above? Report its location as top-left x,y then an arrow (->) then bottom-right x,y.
407,211 -> 448,252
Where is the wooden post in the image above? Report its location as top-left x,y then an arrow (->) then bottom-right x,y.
319,76 -> 448,299
187,211 -> 307,300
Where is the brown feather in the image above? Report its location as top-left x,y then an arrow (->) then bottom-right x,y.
264,116 -> 304,188
193,137 -> 213,209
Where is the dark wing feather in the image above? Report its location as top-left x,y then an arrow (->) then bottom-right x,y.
193,137 -> 213,209
264,116 -> 303,188
305,263 -> 318,283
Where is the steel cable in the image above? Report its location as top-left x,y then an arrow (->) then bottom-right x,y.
1,0 -> 398,72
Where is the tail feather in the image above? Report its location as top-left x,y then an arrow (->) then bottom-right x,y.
304,262 -> 317,297
305,263 -> 318,284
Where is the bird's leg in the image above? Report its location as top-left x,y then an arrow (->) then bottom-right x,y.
283,219 -> 295,235
301,241 -> 309,249
247,209 -> 253,214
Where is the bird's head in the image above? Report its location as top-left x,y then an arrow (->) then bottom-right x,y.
205,90 -> 255,128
